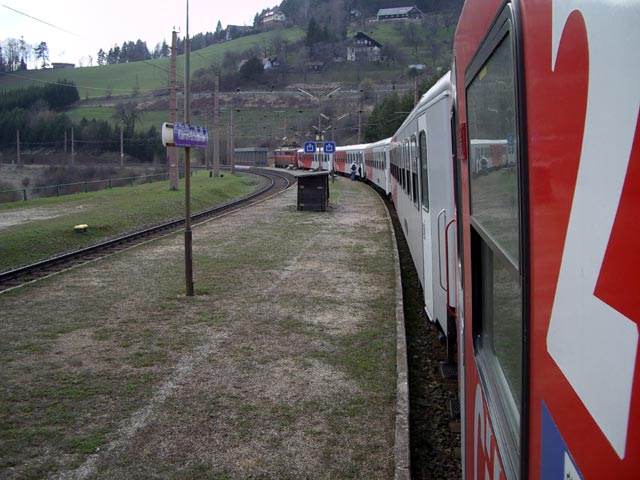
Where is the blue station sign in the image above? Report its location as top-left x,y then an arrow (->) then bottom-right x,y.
304,141 -> 317,154
323,141 -> 336,154
162,122 -> 208,149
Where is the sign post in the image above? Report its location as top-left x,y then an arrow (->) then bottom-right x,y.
162,120 -> 208,297
323,142 -> 336,172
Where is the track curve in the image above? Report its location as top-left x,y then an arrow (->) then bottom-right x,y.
0,168 -> 295,293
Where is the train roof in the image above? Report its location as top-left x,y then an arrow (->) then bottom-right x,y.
366,137 -> 392,149
335,143 -> 370,152
394,71 -> 451,139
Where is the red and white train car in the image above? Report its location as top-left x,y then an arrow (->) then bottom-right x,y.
334,144 -> 367,178
390,71 -> 456,353
364,137 -> 392,194
296,148 -> 332,171
453,0 -> 640,478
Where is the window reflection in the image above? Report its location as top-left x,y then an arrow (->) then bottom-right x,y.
468,30 -> 522,450
468,37 -> 519,265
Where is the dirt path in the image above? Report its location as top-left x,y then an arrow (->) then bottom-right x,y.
0,205 -> 88,231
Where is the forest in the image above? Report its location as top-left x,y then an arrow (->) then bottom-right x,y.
0,82 -> 163,162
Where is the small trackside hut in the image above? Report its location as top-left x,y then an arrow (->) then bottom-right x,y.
297,171 -> 330,212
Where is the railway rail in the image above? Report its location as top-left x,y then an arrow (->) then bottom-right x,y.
0,168 -> 295,293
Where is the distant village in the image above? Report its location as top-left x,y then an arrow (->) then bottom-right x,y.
227,5 -> 426,73
45,5 -> 427,70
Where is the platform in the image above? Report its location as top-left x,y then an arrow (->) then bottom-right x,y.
0,174 -> 407,478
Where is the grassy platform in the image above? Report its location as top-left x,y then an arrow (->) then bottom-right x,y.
0,177 -> 397,478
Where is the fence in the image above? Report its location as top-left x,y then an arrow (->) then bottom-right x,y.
0,172 -> 177,204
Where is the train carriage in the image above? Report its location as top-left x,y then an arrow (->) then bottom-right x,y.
296,148 -> 332,171
364,137 -> 392,194
452,1 -> 640,478
296,2 -> 639,476
334,144 -> 367,178
391,72 -> 456,348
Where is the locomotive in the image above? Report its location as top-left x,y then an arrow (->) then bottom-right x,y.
294,0 -> 640,477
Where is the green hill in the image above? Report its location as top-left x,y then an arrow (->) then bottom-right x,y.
1,9 -> 461,156
0,28 -> 306,100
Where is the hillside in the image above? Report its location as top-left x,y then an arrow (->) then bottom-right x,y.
0,4 -> 462,160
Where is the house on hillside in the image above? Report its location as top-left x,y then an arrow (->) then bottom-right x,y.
261,9 -> 287,28
262,57 -> 280,69
376,6 -> 424,21
347,32 -> 383,62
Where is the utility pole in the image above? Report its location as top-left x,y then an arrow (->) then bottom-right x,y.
230,108 -> 235,174
227,119 -> 231,168
169,29 -> 179,190
71,127 -> 75,166
120,126 -> 124,167
213,74 -> 220,177
184,0 -> 194,297
357,90 -> 363,144
16,130 -> 20,166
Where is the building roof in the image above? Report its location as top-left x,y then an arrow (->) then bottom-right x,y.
376,6 -> 423,16
350,32 -> 383,48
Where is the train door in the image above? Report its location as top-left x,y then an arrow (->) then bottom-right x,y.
422,88 -> 455,340
457,4 -> 527,478
418,116 -> 435,321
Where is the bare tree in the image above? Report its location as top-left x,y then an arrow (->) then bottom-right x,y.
114,102 -> 141,137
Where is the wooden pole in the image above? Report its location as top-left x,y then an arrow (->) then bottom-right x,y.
184,1 -> 194,297
213,74 -> 220,177
169,29 -> 179,190
16,130 -> 20,166
120,126 -> 124,167
71,127 -> 75,166
230,108 -> 235,174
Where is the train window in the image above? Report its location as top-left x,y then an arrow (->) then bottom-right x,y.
467,14 -> 523,478
468,36 -> 519,264
401,144 -> 405,190
411,135 -> 419,207
404,140 -> 410,195
419,131 -> 429,212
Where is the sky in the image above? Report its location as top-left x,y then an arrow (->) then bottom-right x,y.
1,0 -> 278,66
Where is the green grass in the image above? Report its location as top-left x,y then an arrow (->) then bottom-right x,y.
0,171 -> 258,271
0,176 -> 398,478
0,28 -> 305,100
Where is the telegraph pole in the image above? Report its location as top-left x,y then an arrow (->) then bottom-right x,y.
120,126 -> 124,167
169,29 -> 179,190
213,74 -> 220,177
16,130 -> 20,166
184,0 -> 194,296
230,108 -> 235,174
71,127 -> 75,166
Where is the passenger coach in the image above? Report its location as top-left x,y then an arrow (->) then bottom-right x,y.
327,0 -> 639,478
452,1 -> 639,478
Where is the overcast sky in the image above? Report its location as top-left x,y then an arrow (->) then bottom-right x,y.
1,0 -> 278,66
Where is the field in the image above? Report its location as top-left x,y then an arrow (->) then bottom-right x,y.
0,171 -> 259,271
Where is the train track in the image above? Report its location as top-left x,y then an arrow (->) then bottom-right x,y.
0,168 -> 295,293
